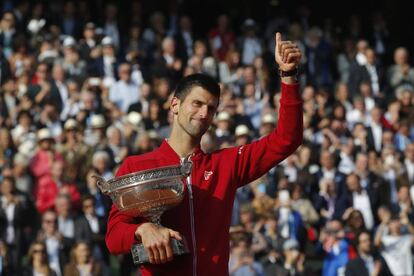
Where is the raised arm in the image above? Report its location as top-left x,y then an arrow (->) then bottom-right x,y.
233,32 -> 303,186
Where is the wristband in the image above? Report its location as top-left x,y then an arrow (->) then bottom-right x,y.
279,68 -> 298,77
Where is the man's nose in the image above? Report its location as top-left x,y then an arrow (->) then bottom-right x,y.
198,106 -> 208,119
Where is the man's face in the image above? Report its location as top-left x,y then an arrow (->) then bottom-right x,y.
173,87 -> 218,140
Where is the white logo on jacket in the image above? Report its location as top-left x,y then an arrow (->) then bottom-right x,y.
204,171 -> 213,180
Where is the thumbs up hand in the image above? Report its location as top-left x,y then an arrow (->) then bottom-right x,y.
274,32 -> 302,72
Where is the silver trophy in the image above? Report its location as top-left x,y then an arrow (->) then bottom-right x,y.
95,158 -> 192,265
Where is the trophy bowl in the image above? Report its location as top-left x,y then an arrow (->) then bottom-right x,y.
95,160 -> 192,265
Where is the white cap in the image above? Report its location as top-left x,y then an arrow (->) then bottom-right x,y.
235,125 -> 250,137
123,111 -> 143,131
243,18 -> 256,28
261,114 -> 276,125
126,112 -> 143,125
18,139 -> 37,158
64,118 -> 78,130
90,114 -> 106,128
101,36 -> 114,46
63,36 -> 76,48
148,130 -> 159,140
37,128 -> 54,141
216,111 -> 231,122
14,153 -> 29,166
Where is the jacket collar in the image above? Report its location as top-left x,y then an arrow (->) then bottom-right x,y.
158,139 -> 204,162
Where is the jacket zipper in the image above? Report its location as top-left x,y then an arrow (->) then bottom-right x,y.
182,156 -> 197,276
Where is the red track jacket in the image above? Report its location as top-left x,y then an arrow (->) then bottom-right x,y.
105,82 -> 303,275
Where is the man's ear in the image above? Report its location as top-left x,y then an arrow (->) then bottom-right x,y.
171,97 -> 180,115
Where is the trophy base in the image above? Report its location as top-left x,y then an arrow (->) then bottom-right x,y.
131,238 -> 190,265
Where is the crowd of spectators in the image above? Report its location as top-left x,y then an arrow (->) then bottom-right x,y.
1,1 -> 414,275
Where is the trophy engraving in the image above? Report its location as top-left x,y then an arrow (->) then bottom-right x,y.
95,158 -> 192,264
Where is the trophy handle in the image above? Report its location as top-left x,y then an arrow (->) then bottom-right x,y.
92,175 -> 110,195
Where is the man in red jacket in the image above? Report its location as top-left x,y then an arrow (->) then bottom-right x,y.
106,32 -> 303,275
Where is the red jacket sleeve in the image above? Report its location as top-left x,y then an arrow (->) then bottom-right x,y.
234,82 -> 303,186
105,157 -> 142,254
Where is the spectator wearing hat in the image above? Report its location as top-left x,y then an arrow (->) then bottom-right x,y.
234,124 -> 251,146
122,111 -> 144,149
61,39 -> 87,84
259,113 -> 276,137
30,128 -> 63,185
58,118 -> 92,183
214,111 -> 232,145
109,63 -> 140,113
85,114 -> 107,147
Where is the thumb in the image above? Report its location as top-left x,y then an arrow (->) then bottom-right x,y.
276,32 -> 282,45
275,32 -> 282,56
169,230 -> 182,241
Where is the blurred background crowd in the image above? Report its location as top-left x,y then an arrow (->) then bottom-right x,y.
1,0 -> 414,275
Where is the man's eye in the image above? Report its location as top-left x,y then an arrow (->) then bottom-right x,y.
193,101 -> 202,107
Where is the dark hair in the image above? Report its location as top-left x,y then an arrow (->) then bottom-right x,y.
173,73 -> 220,102
355,230 -> 371,247
81,194 -> 96,205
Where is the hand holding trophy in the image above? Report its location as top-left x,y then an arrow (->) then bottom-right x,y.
95,157 -> 193,265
